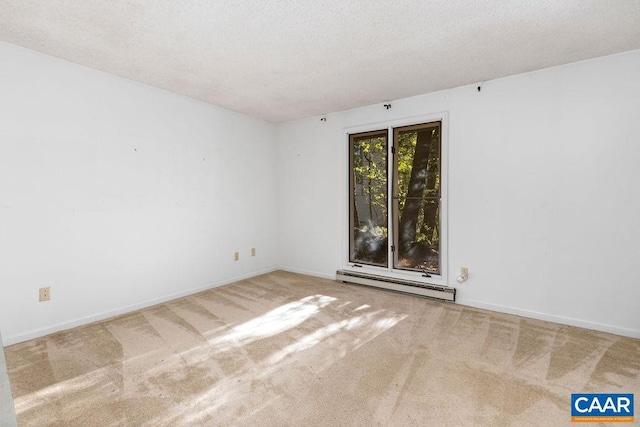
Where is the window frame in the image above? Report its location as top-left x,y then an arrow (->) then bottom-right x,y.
342,112 -> 449,287
392,121 -> 442,274
348,129 -> 389,268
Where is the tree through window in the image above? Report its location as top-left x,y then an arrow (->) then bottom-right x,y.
349,130 -> 388,267
349,121 -> 442,275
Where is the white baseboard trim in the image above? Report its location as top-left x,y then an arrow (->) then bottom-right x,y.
3,267 -> 278,346
455,297 -> 640,339
279,266 -> 336,281
280,268 -> 640,338
5,267 -> 637,345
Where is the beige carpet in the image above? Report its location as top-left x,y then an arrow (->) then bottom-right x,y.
5,271 -> 640,426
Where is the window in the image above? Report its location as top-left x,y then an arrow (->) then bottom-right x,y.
348,119 -> 445,280
349,130 -> 389,267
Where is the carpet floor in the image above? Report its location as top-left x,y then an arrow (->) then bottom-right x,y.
4,271 -> 640,426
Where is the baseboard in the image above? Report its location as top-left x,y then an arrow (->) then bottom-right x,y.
455,297 -> 640,339
282,269 -> 640,338
5,268 -> 637,345
3,267 -> 278,347
279,266 -> 336,281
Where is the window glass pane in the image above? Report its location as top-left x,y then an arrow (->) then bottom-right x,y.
350,132 -> 388,267
395,123 -> 440,273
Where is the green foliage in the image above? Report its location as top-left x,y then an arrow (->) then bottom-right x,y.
351,125 -> 441,271
352,136 -> 387,219
396,129 -> 440,249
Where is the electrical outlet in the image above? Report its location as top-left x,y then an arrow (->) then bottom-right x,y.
234,252 -> 239,261
457,267 -> 469,283
251,247 -> 256,257
39,287 -> 51,302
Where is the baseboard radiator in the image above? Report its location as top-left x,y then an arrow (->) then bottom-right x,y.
336,270 -> 456,302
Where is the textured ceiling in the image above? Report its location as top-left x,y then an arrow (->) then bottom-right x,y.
1,1 -> 640,123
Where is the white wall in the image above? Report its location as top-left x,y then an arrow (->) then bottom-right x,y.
0,42 -> 279,345
277,49 -> 640,338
